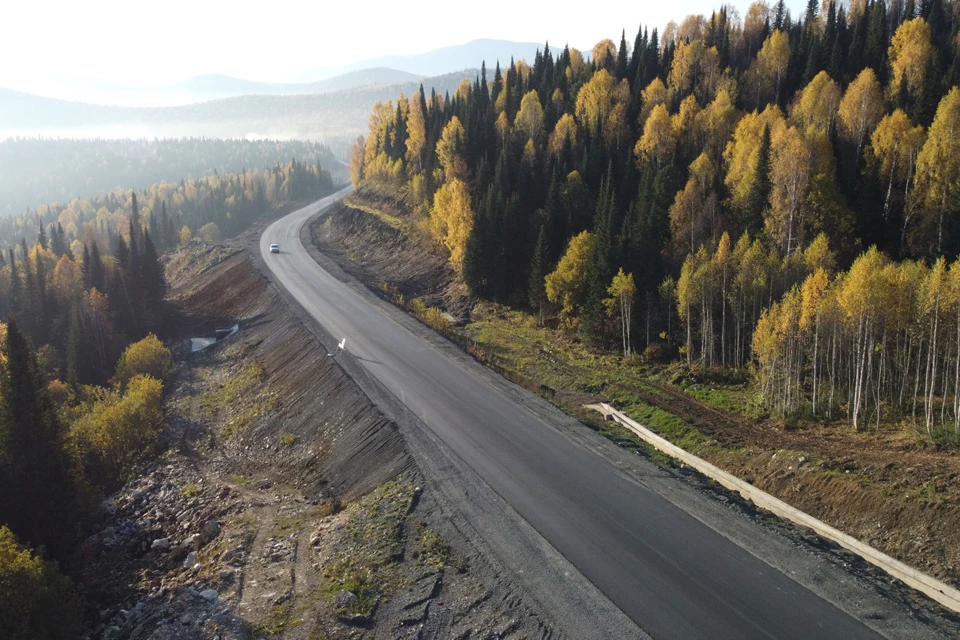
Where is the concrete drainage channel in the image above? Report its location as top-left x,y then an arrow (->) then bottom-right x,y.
189,323 -> 239,352
586,402 -> 960,615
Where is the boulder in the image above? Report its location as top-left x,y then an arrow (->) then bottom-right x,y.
187,533 -> 203,552
334,590 -> 358,609
201,521 -> 221,544
151,538 -> 171,552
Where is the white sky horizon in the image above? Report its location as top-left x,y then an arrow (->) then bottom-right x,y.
2,0 -> 806,99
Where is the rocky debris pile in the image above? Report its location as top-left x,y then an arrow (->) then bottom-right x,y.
82,456 -> 250,640
164,242 -> 239,291
260,536 -> 294,563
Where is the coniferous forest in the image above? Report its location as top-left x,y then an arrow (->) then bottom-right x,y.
0,154 -> 334,636
352,0 -> 960,436
0,157 -> 333,385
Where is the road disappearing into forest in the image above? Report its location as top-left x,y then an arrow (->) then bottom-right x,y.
260,189 -> 889,640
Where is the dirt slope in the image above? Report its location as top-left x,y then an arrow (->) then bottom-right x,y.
79,242 -> 556,640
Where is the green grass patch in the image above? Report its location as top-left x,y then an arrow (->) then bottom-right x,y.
321,481 -> 416,615
416,526 -> 452,570
621,400 -> 708,453
199,361 -> 265,412
199,360 -> 271,439
252,601 -> 295,636
344,196 -> 407,231
274,514 -> 306,535
683,385 -> 766,420
457,310 -> 752,466
280,433 -> 299,447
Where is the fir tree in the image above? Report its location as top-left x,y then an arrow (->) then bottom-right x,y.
0,319 -> 77,559
743,124 -> 772,235
88,241 -> 105,292
528,225 -> 549,324
129,192 -> 141,246
64,311 -> 80,391
140,229 -> 166,327
774,0 -> 787,30
581,168 -> 617,345
616,30 -> 629,80
7,249 -> 19,319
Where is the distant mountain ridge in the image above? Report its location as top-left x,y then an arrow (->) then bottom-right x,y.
5,39 -> 548,108
299,38 -> 547,80
0,70 -> 480,141
167,68 -> 424,102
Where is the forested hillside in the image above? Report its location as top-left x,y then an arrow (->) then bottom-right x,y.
0,157 -> 333,252
352,0 -> 960,437
0,193 -> 171,636
0,155 -> 334,635
0,137 -> 339,217
0,155 -> 331,388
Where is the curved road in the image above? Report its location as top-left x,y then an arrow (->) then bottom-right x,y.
261,189 -> 884,640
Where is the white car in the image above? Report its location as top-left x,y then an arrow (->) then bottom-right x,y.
269,243 -> 280,253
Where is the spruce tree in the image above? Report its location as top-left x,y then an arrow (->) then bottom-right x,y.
33,244 -> 47,342
49,224 -> 63,257
7,249 -> 19,319
528,225 -> 548,324
129,192 -> 141,246
774,0 -> 787,30
616,30 -> 629,81
629,25 -> 646,98
81,244 -> 91,289
743,124 -> 772,235
0,319 -> 77,559
66,307 -> 81,389
88,241 -> 105,292
19,239 -> 36,328
128,220 -> 140,284
159,200 -> 171,251
581,168 -> 616,345
141,229 -> 166,329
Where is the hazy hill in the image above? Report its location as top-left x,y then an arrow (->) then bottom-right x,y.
300,39 -> 545,80
8,40 -> 545,108
0,70 -> 477,141
0,137 -> 343,217
167,67 -> 423,102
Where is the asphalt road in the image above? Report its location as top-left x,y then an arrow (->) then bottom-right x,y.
261,189 -> 886,640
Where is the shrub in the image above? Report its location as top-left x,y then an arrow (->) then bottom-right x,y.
198,222 -> 222,242
70,374 -> 163,489
642,342 -> 678,364
113,334 -> 171,390
0,526 -> 83,640
423,307 -> 450,332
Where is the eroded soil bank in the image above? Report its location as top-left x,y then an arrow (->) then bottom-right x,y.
79,242 -> 555,640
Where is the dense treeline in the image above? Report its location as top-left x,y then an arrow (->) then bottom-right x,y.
353,0 -> 960,434
0,155 -> 335,628
0,325 -> 170,638
754,249 -> 960,433
0,208 -> 172,636
0,167 -> 287,632
0,137 -> 340,218
1,158 -> 333,254
0,159 -> 332,386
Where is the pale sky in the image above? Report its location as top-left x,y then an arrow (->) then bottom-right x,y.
1,0 -> 807,92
